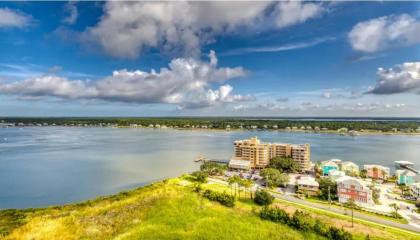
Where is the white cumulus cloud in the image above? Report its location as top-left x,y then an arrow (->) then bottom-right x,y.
81,1 -> 325,59
273,1 -> 324,28
348,14 -> 420,52
0,8 -> 32,28
367,62 -> 420,94
0,51 -> 251,109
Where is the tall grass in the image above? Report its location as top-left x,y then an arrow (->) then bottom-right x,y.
1,180 -> 322,240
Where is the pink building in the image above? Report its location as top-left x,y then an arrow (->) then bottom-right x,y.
337,176 -> 373,206
363,165 -> 390,180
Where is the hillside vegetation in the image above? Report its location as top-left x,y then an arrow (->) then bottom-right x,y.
0,178 -> 417,240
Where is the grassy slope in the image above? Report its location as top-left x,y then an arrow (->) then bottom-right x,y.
0,178 -> 418,240
0,179 -> 323,240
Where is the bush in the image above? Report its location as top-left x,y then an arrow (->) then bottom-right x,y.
254,190 -> 274,206
200,162 -> 227,176
327,226 -> 352,240
415,199 -> 420,208
290,210 -> 313,231
203,189 -> 235,207
259,207 -> 352,240
259,206 -> 290,224
192,171 -> 208,183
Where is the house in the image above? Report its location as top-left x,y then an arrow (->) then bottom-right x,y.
396,170 -> 416,186
297,176 -> 319,196
321,160 -> 340,176
336,176 -> 374,206
363,165 -> 390,180
341,161 -> 359,175
328,169 -> 346,181
410,183 -> 420,199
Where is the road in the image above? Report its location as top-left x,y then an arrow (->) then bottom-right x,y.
207,177 -> 420,235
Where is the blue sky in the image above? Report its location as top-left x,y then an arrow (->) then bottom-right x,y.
0,1 -> 419,117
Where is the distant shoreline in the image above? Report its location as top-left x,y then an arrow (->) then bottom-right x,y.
2,125 -> 420,137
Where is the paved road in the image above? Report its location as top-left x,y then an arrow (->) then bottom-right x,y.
207,178 -> 420,235
274,193 -> 420,234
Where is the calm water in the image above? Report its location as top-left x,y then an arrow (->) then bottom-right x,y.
1,127 -> 420,209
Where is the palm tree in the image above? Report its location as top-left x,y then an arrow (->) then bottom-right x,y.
242,179 -> 253,199
389,203 -> 400,218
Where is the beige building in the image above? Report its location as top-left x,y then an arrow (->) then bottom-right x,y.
297,176 -> 319,196
232,137 -> 311,171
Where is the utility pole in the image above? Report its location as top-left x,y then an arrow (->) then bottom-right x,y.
328,186 -> 331,206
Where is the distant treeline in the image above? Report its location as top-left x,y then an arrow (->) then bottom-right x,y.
1,117 -> 420,132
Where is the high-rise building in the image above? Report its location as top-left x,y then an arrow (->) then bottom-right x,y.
231,137 -> 311,171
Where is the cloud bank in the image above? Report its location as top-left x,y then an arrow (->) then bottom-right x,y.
0,51 -> 251,109
368,62 -> 420,94
349,14 -> 420,52
82,1 -> 325,59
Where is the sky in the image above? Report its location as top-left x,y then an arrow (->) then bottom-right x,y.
0,1 -> 419,117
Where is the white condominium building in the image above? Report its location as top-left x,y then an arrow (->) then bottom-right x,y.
232,137 -> 311,171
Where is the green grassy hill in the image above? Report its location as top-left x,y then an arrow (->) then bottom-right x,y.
0,178 -> 417,240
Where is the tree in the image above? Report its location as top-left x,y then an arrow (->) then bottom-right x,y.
344,198 -> 357,227
360,169 -> 367,179
228,175 -> 242,196
200,162 -> 227,176
260,168 -> 288,188
268,156 -> 299,173
369,182 -> 380,204
254,190 -> 274,206
318,178 -> 338,201
389,203 -> 400,218
192,171 -> 208,183
242,179 -> 254,199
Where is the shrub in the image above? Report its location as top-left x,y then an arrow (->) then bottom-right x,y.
203,189 -> 235,207
259,206 -> 290,224
313,219 -> 328,236
327,226 -> 352,240
259,207 -> 352,240
200,162 -> 227,176
290,210 -> 313,231
415,199 -> 420,208
254,190 -> 274,206
192,171 -> 208,183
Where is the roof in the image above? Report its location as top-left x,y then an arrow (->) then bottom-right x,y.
297,176 -> 319,187
363,164 -> 390,171
321,160 -> 339,167
229,159 -> 251,167
329,170 -> 346,177
342,161 -> 358,167
396,169 -> 416,177
336,176 -> 369,188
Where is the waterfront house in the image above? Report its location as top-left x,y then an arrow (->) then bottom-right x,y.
396,170 -> 416,186
410,182 -> 420,199
341,161 -> 359,175
321,160 -> 340,176
297,176 -> 319,196
363,165 -> 390,180
336,176 -> 374,206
